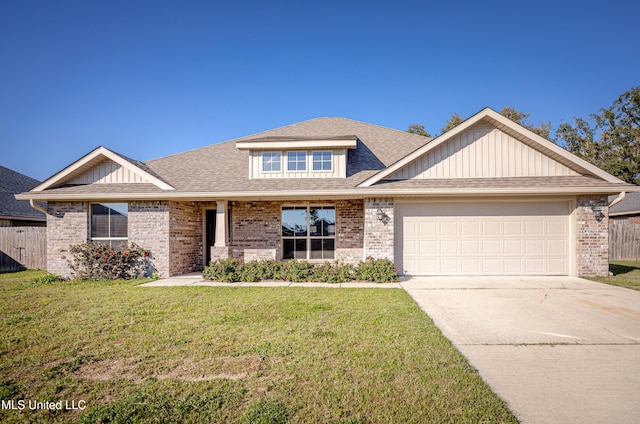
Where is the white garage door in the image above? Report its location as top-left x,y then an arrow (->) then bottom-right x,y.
397,201 -> 570,275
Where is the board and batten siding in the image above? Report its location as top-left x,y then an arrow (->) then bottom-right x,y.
388,124 -> 580,180
68,159 -> 151,185
248,149 -> 347,179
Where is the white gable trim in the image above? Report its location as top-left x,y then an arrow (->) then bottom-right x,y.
359,108 -> 625,187
32,146 -> 175,192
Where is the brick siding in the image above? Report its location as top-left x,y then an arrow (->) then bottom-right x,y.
46,202 -> 88,278
363,198 -> 394,261
227,200 -> 365,263
576,195 -> 609,277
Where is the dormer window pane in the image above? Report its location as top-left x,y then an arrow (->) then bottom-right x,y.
312,151 -> 332,171
287,152 -> 306,171
262,152 -> 281,172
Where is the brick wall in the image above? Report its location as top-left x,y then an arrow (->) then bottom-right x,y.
363,198 -> 394,261
228,200 -> 365,263
230,201 -> 281,260
336,199 -> 364,263
129,201 -> 170,277
129,201 -> 202,277
576,195 -> 609,277
168,201 -> 201,276
46,202 -> 88,278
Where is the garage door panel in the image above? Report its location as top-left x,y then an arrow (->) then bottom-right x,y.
399,201 -> 569,276
482,240 -> 501,254
482,221 -> 501,236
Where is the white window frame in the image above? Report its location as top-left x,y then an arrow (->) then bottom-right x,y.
312,151 -> 332,172
90,202 -> 128,248
262,152 -> 282,173
287,151 -> 307,172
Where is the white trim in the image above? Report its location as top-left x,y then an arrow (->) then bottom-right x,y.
609,209 -> 640,217
261,152 -> 282,173
286,151 -> 307,172
32,146 -> 175,192
237,138 -> 357,150
16,183 -> 639,202
311,151 -> 333,172
358,108 -> 626,187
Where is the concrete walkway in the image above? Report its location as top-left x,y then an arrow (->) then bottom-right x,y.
401,276 -> 640,424
140,272 -> 401,288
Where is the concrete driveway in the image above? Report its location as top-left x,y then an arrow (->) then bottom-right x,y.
401,276 -> 640,424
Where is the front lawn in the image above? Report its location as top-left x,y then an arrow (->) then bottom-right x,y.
590,260 -> 640,291
0,271 -> 517,423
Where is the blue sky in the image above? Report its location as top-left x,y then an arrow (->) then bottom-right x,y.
1,0 -> 638,181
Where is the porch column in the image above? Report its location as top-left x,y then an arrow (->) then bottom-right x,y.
210,200 -> 230,261
214,200 -> 228,247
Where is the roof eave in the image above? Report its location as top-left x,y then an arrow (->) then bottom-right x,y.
15,185 -> 638,202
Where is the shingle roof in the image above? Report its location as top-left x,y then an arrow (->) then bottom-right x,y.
17,116 -> 638,200
144,117 -> 430,192
0,166 -> 45,219
609,192 -> 640,214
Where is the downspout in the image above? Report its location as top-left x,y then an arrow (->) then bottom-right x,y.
608,192 -> 626,208
29,199 -> 48,215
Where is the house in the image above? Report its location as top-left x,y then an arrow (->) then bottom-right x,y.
16,108 -> 639,279
0,165 -> 45,226
609,192 -> 640,224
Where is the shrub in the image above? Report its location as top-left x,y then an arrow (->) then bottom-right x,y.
256,259 -> 283,280
356,258 -> 400,283
203,258 -> 399,284
280,259 -> 315,283
63,242 -> 151,281
311,261 -> 352,284
203,257 -> 244,282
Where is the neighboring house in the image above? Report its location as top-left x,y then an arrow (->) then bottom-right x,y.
609,192 -> 640,224
16,108 -> 639,278
0,165 -> 46,226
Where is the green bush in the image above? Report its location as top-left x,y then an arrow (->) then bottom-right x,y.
62,242 -> 152,281
203,258 -> 399,283
356,258 -> 400,283
280,259 -> 315,283
203,257 -> 244,282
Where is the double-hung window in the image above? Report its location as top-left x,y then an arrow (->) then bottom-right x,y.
91,203 -> 128,249
282,206 -> 335,260
312,151 -> 332,171
287,151 -> 306,171
262,152 -> 281,172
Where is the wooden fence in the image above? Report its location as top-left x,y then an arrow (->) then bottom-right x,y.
609,223 -> 640,261
0,226 -> 46,271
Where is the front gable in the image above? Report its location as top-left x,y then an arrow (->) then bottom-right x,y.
32,146 -> 174,192
387,122 -> 580,180
360,107 -> 625,187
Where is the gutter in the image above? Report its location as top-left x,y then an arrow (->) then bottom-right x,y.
29,199 -> 48,215
15,186 -> 640,202
608,192 -> 626,208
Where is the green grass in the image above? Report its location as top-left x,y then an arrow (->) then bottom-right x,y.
590,260 -> 640,291
0,271 -> 517,423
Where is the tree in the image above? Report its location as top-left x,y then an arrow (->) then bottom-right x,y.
440,113 -> 464,134
500,106 -> 552,139
407,123 -> 431,137
557,86 -> 640,185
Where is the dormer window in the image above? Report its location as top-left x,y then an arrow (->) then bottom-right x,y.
238,136 -> 356,179
262,152 -> 281,172
287,152 -> 306,171
312,151 -> 332,171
